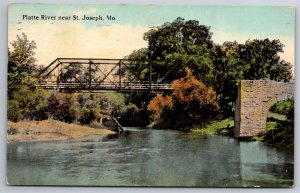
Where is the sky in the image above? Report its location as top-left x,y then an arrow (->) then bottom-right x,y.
8,4 -> 295,73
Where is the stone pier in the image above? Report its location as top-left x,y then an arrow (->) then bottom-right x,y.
234,80 -> 294,138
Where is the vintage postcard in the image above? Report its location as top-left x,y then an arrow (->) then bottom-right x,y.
7,4 -> 295,187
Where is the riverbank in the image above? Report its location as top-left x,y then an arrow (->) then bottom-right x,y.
7,119 -> 115,143
190,115 -> 293,151
190,117 -> 234,136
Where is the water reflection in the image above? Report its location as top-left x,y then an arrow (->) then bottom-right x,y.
7,128 -> 293,187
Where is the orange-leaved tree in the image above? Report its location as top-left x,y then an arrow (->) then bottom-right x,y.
148,68 -> 219,128
147,94 -> 173,121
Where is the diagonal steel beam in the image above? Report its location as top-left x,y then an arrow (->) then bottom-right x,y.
121,60 -> 147,85
93,63 -> 118,86
37,58 -> 58,78
92,62 -> 119,87
157,62 -> 179,84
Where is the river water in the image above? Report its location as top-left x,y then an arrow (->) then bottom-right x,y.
7,128 -> 293,187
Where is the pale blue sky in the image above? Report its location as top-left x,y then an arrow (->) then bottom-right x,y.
9,4 -> 295,37
8,4 -> 295,69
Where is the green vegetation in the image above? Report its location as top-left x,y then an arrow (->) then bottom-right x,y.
7,18 -> 293,151
125,17 -> 292,126
252,99 -> 294,151
190,118 -> 234,135
8,33 -> 50,121
7,33 -> 131,126
269,99 -> 294,116
267,112 -> 286,121
7,127 -> 18,135
252,120 -> 294,151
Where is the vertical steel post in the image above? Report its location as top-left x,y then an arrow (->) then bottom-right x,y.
148,62 -> 152,90
89,60 -> 92,86
119,60 -> 121,88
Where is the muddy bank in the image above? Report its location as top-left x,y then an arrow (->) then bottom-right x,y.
7,119 -> 115,143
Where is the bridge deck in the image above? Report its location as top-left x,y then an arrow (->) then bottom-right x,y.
36,83 -> 173,92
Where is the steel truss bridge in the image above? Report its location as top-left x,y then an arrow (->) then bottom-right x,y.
36,58 -> 177,92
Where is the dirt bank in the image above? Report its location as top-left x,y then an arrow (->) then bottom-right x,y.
7,119 -> 115,143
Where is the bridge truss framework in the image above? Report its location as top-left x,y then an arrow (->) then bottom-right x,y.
36,58 -> 176,92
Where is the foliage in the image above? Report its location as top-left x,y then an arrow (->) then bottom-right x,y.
267,112 -> 286,121
212,40 -> 292,114
8,33 -> 38,98
7,100 -> 22,122
253,99 -> 294,150
148,94 -> 173,121
253,120 -> 294,151
8,33 -> 50,122
171,69 -> 219,122
7,127 -> 19,135
119,103 -> 150,126
269,99 -> 294,116
46,92 -> 127,125
125,18 -> 292,118
96,93 -> 127,116
241,39 -> 292,81
191,117 -> 234,135
125,17 -> 215,85
47,94 -> 77,123
148,68 -> 219,128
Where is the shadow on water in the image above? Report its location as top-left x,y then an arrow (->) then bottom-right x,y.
102,130 -> 131,141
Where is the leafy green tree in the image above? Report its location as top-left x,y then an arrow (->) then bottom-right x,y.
212,41 -> 244,114
126,17 -> 214,84
8,33 -> 50,121
123,17 -> 215,116
8,33 -> 38,98
240,39 -> 292,81
212,39 -> 292,115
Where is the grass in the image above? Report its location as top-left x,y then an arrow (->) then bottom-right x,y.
252,119 -> 294,151
267,112 -> 287,121
191,117 -> 234,135
190,115 -> 293,151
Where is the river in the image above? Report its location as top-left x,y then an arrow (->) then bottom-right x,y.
7,128 -> 293,187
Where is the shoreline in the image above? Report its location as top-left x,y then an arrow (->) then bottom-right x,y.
7,119 -> 116,143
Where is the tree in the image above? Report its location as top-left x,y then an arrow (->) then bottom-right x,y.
212,41 -> 244,114
171,69 -> 219,125
148,68 -> 219,129
8,33 -> 50,121
148,94 -> 173,121
212,39 -> 292,115
145,17 -> 213,61
123,17 -> 215,117
240,39 -> 292,81
8,33 -> 38,99
126,17 -> 215,84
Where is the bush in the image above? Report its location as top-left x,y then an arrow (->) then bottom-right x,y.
7,100 -> 22,122
270,99 -> 294,116
147,68 -> 220,129
120,103 -> 150,126
7,127 -> 19,135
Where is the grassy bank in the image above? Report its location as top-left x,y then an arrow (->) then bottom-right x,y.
252,120 -> 294,151
7,119 -> 115,143
190,114 -> 293,151
190,117 -> 234,135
